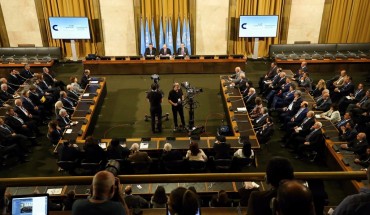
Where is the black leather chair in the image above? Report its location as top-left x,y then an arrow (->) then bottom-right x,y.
210,157 -> 233,172
57,160 -> 79,175
186,160 -> 207,173
80,160 -> 102,175
162,159 -> 185,173
115,159 -> 131,174
231,157 -> 255,172
130,161 -> 151,174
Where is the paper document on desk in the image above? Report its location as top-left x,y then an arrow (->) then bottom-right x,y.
237,107 -> 247,112
99,142 -> 107,149
90,81 -> 99,84
65,129 -> 72,134
315,114 -> 321,118
83,93 -> 90,97
346,96 -> 352,100
47,188 -> 62,195
140,142 -> 149,149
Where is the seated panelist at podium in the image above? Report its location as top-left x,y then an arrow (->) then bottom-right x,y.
144,43 -> 157,57
159,44 -> 171,56
176,43 -> 189,56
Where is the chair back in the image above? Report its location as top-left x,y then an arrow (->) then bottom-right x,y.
187,160 -> 207,173
163,159 -> 184,173
131,161 -> 151,174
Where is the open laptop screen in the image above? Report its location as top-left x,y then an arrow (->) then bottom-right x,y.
11,194 -> 48,215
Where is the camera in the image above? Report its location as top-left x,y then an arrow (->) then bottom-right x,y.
181,81 -> 203,99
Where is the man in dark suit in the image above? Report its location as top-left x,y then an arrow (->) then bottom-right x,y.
291,122 -> 324,159
144,43 -> 157,57
161,143 -> 183,161
60,91 -> 75,114
42,67 -> 66,91
338,122 -> 358,142
252,107 -> 269,129
5,107 -> 37,139
124,185 -> 149,210
270,84 -> 296,110
66,85 -> 80,106
0,84 -> 14,101
243,87 -> 257,111
256,117 -> 274,145
312,92 -> 332,112
212,135 -> 231,159
0,118 -> 29,162
247,157 -> 294,215
283,101 -> 308,130
20,64 -> 34,80
159,44 -> 171,56
338,83 -> 365,114
176,43 -> 189,55
147,83 -> 163,133
258,62 -> 278,93
341,132 -> 368,155
7,69 -> 24,90
21,90 -> 42,116
331,76 -> 355,103
262,71 -> 286,97
57,108 -> 72,131
14,98 -> 41,125
128,143 -> 152,163
80,69 -> 91,89
281,111 -> 315,146
58,140 -> 81,162
277,90 -> 303,121
346,90 -> 370,117
336,112 -> 353,129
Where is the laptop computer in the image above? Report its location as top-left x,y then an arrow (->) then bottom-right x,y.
11,194 -> 49,215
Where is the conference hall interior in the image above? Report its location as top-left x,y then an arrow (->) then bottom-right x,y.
0,0 -> 369,214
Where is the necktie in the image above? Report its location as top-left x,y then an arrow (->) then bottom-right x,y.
20,106 -> 28,116
288,101 -> 294,110
359,97 -> 368,105
354,90 -> 361,97
36,85 -> 44,94
26,97 -> 34,107
14,116 -> 24,124
150,49 -> 152,55
305,129 -> 317,141
295,108 -> 304,118
63,117 -> 68,124
301,118 -> 309,127
65,98 -> 73,106
164,49 -> 166,55
316,95 -> 322,101
2,125 -> 11,134
182,49 -> 184,55
256,114 -> 266,124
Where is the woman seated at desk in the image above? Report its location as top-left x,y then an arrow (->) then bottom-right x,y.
186,142 -> 207,161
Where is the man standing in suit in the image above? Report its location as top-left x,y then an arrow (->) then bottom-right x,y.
144,43 -> 157,57
212,135 -> 231,159
147,83 -> 163,133
159,44 -> 171,56
176,43 -> 189,56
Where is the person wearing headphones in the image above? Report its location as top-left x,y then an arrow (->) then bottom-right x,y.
168,82 -> 185,131
147,83 -> 163,133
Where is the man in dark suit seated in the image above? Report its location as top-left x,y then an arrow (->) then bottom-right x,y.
277,90 -> 303,122
262,71 -> 286,97
107,138 -> 130,160
5,107 -> 38,141
312,92 -> 332,112
290,122 -> 324,160
144,43 -> 157,57
243,87 -> 257,111
159,44 -> 171,56
80,69 -> 91,89
161,143 -> 183,161
20,64 -> 34,80
354,146 -> 370,168
83,136 -> 107,164
281,111 -> 315,146
0,84 -> 15,101
270,84 -> 296,110
176,43 -> 189,56
346,89 -> 370,118
341,132 -> 368,156
338,122 -> 358,142
331,76 -> 355,103
282,101 -> 308,130
252,107 -> 269,129
21,90 -> 42,117
14,98 -> 42,126
128,143 -> 152,163
60,91 -> 75,114
336,112 -> 353,129
66,85 -> 80,106
124,185 -> 149,211
0,117 -> 30,162
256,116 -> 274,145
58,140 -> 81,162
258,62 -> 278,93
29,85 -> 54,113
212,135 -> 231,159
247,157 -> 294,215
338,83 -> 365,114
57,108 -> 72,131
42,67 -> 66,91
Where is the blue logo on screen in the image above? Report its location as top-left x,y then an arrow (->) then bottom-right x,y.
52,25 -> 58,31
241,23 -> 247,29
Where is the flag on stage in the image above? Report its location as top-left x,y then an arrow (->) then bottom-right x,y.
140,17 -> 145,56
159,17 -> 164,49
145,18 -> 150,49
166,18 -> 174,53
151,18 -> 157,48
186,19 -> 191,55
176,17 -> 181,50
182,18 -> 187,44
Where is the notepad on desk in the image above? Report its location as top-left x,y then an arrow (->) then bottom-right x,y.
237,107 -> 247,112
90,81 -> 99,84
140,142 -> 149,149
315,114 -> 321,118
65,129 -> 73,134
99,142 -> 107,149
83,93 -> 90,97
47,188 -> 62,195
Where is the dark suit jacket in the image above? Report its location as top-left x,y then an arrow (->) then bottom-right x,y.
14,106 -> 30,122
265,66 -> 277,80
159,48 -> 171,55
353,89 -> 366,102
21,97 -> 37,114
213,142 -> 231,159
247,189 -> 277,215
67,90 -> 79,105
244,93 -> 257,110
4,114 -> 26,133
339,82 -> 355,96
57,115 -> 71,130
299,117 -> 315,136
257,124 -> 274,145
124,195 -> 148,209
48,129 -> 62,145
43,72 -> 57,86
20,69 -> 33,79
176,47 -> 189,55
129,151 -> 152,163
348,140 -> 368,155
253,114 -> 269,128
7,74 -> 22,88
161,150 -> 183,161
0,90 -> 13,101
107,145 -> 130,160
61,98 -> 75,112
307,129 -> 324,150
315,98 -> 332,111
83,143 -> 106,163
293,108 -> 308,123
59,145 -> 80,161
144,47 -> 157,56
80,75 -> 90,89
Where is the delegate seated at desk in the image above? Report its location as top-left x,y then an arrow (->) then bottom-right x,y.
176,43 -> 189,56
159,44 -> 171,56
144,43 -> 157,57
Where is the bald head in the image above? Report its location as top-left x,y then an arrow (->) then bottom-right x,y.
92,171 -> 115,198
276,180 -> 314,215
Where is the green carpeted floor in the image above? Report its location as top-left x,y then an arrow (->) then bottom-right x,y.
1,60 -> 364,204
